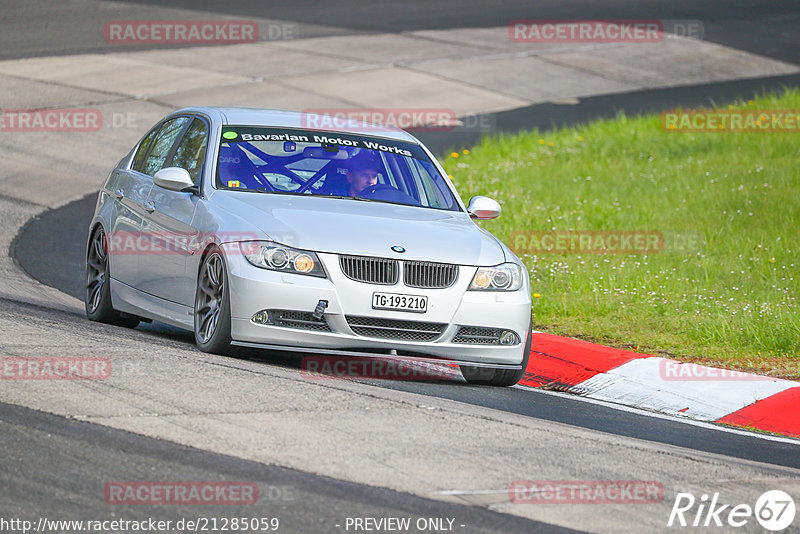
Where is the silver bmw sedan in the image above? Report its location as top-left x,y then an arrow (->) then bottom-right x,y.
86,107 -> 532,386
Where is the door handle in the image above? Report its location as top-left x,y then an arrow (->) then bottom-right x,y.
144,201 -> 156,213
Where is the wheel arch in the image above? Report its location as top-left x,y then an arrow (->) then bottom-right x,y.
87,220 -> 105,251
196,240 -> 224,278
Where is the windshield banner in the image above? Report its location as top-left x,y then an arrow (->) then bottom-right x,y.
220,127 -> 426,159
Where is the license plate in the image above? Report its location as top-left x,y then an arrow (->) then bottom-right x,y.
372,292 -> 428,313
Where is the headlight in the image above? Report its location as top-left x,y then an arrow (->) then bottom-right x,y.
239,241 -> 326,277
469,263 -> 523,291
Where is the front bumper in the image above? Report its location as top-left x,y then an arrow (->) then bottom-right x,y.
224,247 -> 532,366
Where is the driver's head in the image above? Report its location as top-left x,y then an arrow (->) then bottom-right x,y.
345,152 -> 381,196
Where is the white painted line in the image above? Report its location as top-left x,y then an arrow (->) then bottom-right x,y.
513,384 -> 800,445
434,489 -> 508,496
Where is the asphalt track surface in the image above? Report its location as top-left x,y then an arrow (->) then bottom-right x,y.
0,401 -> 574,534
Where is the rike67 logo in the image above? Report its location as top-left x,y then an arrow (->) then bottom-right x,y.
668,490 -> 796,531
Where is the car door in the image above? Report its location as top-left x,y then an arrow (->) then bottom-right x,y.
105,123 -> 162,288
139,116 -> 208,306
113,116 -> 190,293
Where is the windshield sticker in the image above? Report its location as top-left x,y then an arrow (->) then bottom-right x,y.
227,180 -> 241,188
361,140 -> 412,157
221,127 -> 420,159
241,133 -> 311,142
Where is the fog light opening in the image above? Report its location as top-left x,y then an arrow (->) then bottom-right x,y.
499,331 -> 518,345
252,310 -> 272,325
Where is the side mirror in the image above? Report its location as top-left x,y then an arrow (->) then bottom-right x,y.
153,167 -> 195,192
466,196 -> 501,220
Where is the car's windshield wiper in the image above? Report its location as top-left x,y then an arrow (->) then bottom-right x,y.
255,188 -> 305,196
253,188 -> 351,200
248,188 -> 409,205
353,195 -> 406,207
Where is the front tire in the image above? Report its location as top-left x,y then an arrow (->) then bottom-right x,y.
460,321 -> 532,387
194,248 -> 232,355
85,226 -> 139,328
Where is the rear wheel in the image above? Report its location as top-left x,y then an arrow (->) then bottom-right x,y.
85,226 -> 139,328
460,321 -> 532,386
194,248 -> 232,355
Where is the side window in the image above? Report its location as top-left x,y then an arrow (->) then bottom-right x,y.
171,118 -> 208,185
142,117 -> 190,176
131,127 -> 160,173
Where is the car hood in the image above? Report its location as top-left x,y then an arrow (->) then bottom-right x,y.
210,192 -> 506,265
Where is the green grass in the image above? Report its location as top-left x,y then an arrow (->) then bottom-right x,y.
442,89 -> 800,379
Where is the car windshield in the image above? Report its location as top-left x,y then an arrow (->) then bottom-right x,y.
216,126 -> 460,211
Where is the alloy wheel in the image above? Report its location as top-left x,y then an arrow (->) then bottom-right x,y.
196,253 -> 225,344
86,228 -> 108,314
